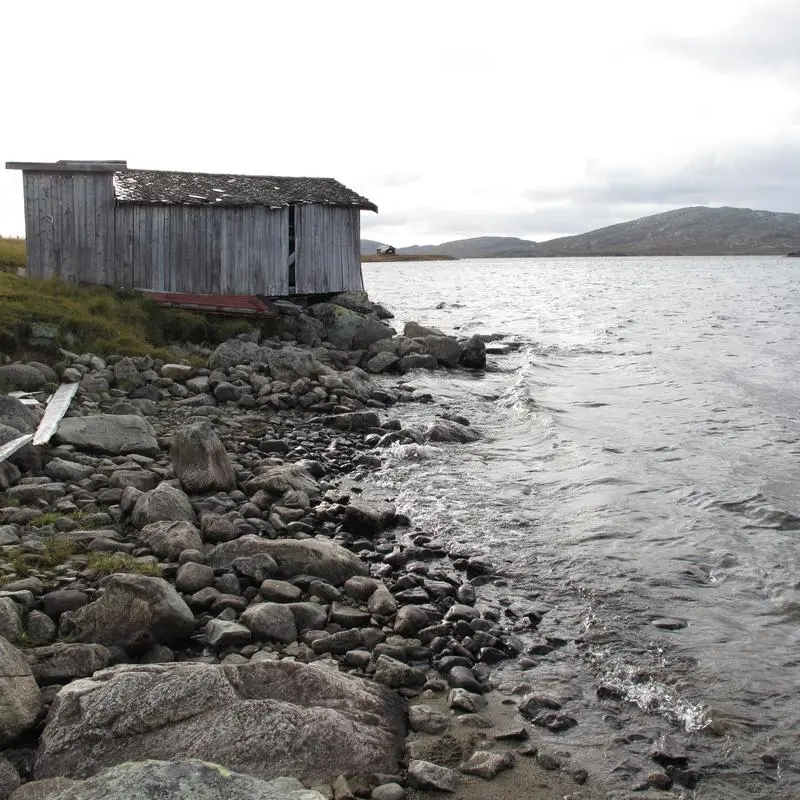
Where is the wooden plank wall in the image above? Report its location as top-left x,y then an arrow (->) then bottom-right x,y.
294,205 -> 363,294
20,170 -> 363,297
21,172 -> 115,284
116,204 -> 289,294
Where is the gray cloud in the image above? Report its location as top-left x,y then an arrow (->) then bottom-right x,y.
524,139 -> 800,214
364,138 -> 800,245
654,0 -> 800,75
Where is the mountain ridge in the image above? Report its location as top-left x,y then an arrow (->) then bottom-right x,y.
361,206 -> 800,259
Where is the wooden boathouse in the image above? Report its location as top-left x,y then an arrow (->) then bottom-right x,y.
5,160 -> 377,297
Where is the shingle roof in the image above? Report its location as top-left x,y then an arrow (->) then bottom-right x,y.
112,169 -> 377,212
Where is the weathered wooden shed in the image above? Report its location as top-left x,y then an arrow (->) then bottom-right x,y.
5,160 -> 377,296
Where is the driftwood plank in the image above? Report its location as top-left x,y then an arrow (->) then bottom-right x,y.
32,383 -> 80,446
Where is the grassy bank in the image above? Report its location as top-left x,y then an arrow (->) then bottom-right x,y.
0,272 -> 254,359
362,253 -> 456,262
0,237 -> 26,273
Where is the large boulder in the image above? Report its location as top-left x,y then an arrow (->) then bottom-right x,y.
34,661 -> 406,782
138,520 -> 204,561
425,420 -> 480,444
0,365 -> 47,392
266,347 -> 323,384
131,482 -> 197,529
342,499 -> 396,537
0,636 -> 42,746
207,340 -> 268,370
61,574 -> 195,652
458,334 -> 487,369
24,643 -> 112,686
423,336 -> 462,368
0,394 -> 40,433
245,464 -> 320,497
404,321 -> 446,339
55,415 -> 159,456
0,423 -> 40,474
170,420 -> 235,493
259,538 -> 369,585
43,761 -> 326,800
309,304 -> 394,351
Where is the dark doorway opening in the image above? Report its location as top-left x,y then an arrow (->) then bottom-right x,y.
288,205 -> 296,294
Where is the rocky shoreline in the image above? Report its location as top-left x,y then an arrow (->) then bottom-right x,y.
0,292 -> 685,799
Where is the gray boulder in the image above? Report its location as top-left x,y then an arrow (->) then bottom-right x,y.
365,352 -> 399,374
342,499 -> 396,537
138,520 -> 204,561
0,424 -> 40,474
24,643 -> 111,686
170,420 -> 235,493
0,636 -> 42,746
34,660 -> 406,782
245,464 -> 320,497
131,482 -> 197,529
61,574 -> 195,652
266,347 -> 323,383
404,322 -> 446,339
207,340 -> 267,370
458,334 -> 487,369
259,538 -> 368,586
398,354 -> 437,373
426,420 -> 479,444
0,365 -> 46,392
55,415 -> 159,456
407,760 -> 457,792
423,336 -> 462,368
240,603 -> 297,643
207,536 -> 279,574
44,761 -> 326,800
0,395 -> 40,433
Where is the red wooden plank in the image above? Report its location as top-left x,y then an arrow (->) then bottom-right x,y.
143,291 -> 278,317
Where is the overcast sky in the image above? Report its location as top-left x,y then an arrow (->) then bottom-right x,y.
1,0 -> 798,246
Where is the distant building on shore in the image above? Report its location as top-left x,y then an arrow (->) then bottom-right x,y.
5,160 -> 377,297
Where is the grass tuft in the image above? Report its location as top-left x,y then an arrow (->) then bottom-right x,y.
0,547 -> 30,577
86,552 -> 162,576
29,512 -> 62,529
0,237 -> 26,273
40,535 -> 77,568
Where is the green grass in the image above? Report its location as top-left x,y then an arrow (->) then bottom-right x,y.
40,535 -> 76,568
29,512 -> 62,529
0,244 -> 266,357
0,272 -> 182,357
86,552 -> 162,576
0,547 -> 30,577
0,237 -> 26,273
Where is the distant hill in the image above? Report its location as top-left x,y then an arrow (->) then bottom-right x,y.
398,236 -> 537,259
360,206 -> 800,259
360,239 -> 389,255
534,206 -> 800,256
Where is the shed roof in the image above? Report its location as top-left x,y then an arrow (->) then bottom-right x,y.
112,169 -> 377,212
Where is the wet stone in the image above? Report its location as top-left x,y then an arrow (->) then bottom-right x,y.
447,665 -> 484,694
448,688 -> 488,713
460,750 -> 515,779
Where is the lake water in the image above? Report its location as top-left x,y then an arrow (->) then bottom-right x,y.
363,256 -> 800,798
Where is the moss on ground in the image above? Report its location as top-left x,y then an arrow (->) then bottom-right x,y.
0,237 -> 26,273
86,553 -> 162,576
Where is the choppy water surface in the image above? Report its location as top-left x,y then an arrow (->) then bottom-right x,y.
363,257 -> 800,798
